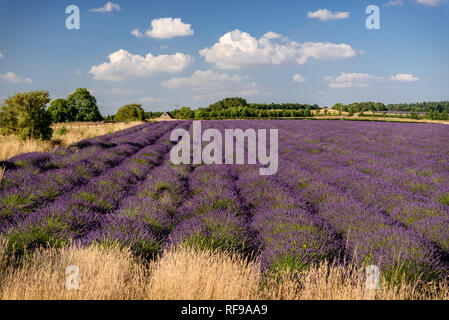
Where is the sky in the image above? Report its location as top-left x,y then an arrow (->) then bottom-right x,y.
0,0 -> 448,114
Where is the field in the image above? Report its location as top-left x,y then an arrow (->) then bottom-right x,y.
0,121 -> 144,161
0,120 -> 448,299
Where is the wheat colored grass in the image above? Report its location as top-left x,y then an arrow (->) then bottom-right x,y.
0,242 -> 148,300
0,241 -> 447,300
0,121 -> 143,161
148,245 -> 261,300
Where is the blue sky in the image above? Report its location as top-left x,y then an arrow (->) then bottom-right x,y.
0,0 -> 448,114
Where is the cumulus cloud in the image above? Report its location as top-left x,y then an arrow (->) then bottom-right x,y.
163,69 -> 260,100
162,70 -> 241,90
293,74 -> 307,83
0,72 -> 32,83
89,2 -> 121,13
199,29 -> 356,69
89,49 -> 193,81
307,9 -> 350,21
130,28 -> 144,38
416,0 -> 444,6
138,96 -> 159,103
386,0 -> 404,6
390,73 -> 419,82
262,31 -> 283,39
325,72 -> 383,88
134,17 -> 194,39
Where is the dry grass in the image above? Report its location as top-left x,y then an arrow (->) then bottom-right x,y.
52,121 -> 143,146
148,245 -> 261,300
0,121 -> 144,161
0,241 -> 447,300
0,242 -> 148,300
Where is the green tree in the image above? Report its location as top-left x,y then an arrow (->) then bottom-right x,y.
114,104 -> 145,122
208,97 -> 247,111
66,88 -> 103,122
47,98 -> 76,123
177,107 -> 195,119
0,90 -> 53,140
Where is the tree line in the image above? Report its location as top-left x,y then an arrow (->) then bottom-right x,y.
170,97 -> 318,119
1,90 -> 448,142
331,101 -> 449,119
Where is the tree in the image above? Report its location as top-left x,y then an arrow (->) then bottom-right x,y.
47,98 -> 76,123
114,104 -> 145,122
208,97 -> 247,111
66,88 -> 103,122
177,107 -> 195,119
0,90 -> 53,140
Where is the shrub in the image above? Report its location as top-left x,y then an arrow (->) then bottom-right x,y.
0,90 -> 53,140
56,126 -> 67,136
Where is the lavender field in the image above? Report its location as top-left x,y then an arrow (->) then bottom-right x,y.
1,120 -> 449,286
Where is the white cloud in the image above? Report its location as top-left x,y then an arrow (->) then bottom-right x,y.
0,72 -> 32,83
0,52 -> 3,60
325,72 -> 383,88
199,29 -> 356,69
390,73 -> 419,82
416,0 -> 444,6
138,96 -> 159,103
89,2 -> 121,13
386,0 -> 404,6
143,17 -> 194,39
296,42 -> 356,64
89,49 -> 193,81
262,31 -> 282,39
108,88 -> 137,95
163,69 -> 260,100
162,70 -> 241,90
131,28 -> 144,38
293,74 -> 307,83
307,9 -> 350,21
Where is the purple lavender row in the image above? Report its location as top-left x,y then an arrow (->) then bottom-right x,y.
0,122 -> 159,192
79,123 -> 193,259
235,163 -> 341,273
0,122 -> 179,232
218,120 -> 446,280
273,145 -> 446,282
0,122 -> 177,223
212,120 -> 341,272
167,163 -> 254,254
273,121 -> 449,254
2,123 -> 187,254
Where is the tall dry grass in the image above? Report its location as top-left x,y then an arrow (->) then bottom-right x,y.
0,122 -> 143,161
0,242 -> 148,300
148,246 -> 261,300
0,242 -> 447,300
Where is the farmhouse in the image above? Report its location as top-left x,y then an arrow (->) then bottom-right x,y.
157,112 -> 175,121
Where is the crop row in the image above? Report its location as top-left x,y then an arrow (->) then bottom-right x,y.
2,122 -> 186,253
